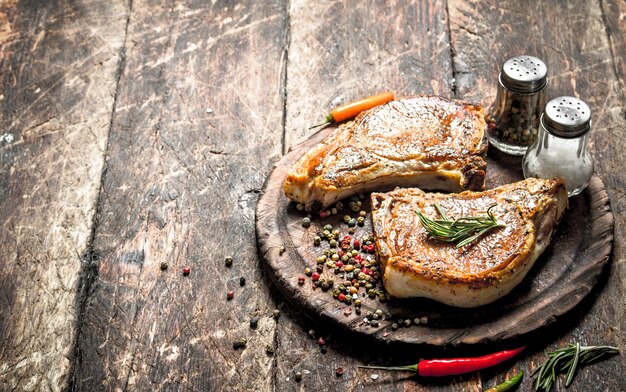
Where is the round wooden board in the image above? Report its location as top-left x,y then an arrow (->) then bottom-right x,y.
255,126 -> 614,346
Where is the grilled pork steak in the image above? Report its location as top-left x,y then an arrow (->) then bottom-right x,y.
284,96 -> 488,210
371,177 -> 568,308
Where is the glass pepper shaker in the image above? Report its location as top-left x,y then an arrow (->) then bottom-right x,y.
522,96 -> 593,197
488,55 -> 547,155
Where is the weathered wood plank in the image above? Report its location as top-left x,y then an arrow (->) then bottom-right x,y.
284,0 -> 454,150
0,1 -> 127,390
449,0 -> 626,390
601,0 -> 626,94
276,1 -> 479,391
72,1 -> 287,390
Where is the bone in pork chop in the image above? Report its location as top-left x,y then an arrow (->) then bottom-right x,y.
284,96 -> 488,210
371,177 -> 568,308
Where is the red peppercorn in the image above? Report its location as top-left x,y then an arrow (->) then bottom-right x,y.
354,254 -> 363,262
320,210 -> 330,218
338,293 -> 346,302
318,337 -> 326,346
311,272 -> 320,281
353,239 -> 361,249
182,266 -> 191,275
335,261 -> 343,268
335,367 -> 344,376
297,276 -> 306,285
337,250 -> 344,257
227,290 -> 234,300
343,235 -> 351,242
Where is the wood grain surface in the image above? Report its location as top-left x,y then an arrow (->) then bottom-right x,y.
70,1 -> 287,390
0,0 -> 624,391
0,1 -> 126,390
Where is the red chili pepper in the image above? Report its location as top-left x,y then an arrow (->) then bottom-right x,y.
358,347 -> 525,377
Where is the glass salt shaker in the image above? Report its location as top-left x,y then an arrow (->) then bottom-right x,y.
488,55 -> 547,155
522,96 -> 593,197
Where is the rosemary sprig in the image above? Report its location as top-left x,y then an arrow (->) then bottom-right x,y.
415,202 -> 505,248
532,343 -> 619,392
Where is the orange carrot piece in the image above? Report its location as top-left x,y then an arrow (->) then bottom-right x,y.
330,91 -> 395,122
309,91 -> 395,129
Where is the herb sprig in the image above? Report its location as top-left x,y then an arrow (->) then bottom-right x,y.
532,343 -> 619,392
415,202 -> 505,248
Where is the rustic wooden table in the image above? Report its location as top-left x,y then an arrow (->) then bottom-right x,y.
1,1 -> 624,391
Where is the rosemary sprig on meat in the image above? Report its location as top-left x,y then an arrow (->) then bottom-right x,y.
415,203 -> 505,248
532,343 -> 619,392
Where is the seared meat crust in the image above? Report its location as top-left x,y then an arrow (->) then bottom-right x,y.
284,96 -> 488,210
371,177 -> 568,307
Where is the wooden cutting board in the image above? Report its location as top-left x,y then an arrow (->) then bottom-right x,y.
255,126 -> 614,346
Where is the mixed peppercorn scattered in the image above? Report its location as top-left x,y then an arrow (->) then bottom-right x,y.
298,196 -> 389,316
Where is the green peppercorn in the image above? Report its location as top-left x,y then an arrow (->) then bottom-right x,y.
332,229 -> 340,237
296,203 -> 304,211
413,317 -> 421,325
160,261 -> 168,270
313,236 -> 321,246
294,371 -> 302,382
279,245 -> 286,255
304,267 -> 312,276
354,299 -> 361,307
331,208 -> 337,215
250,316 -> 259,329
391,323 -> 398,331
331,254 -> 339,261
348,218 -> 357,227
272,309 -> 281,319
370,320 -> 379,327
225,256 -> 233,267
317,256 -> 326,264
302,217 -> 311,228
357,217 -> 365,226
329,239 -> 338,248
359,211 -> 367,217
266,345 -> 275,355
323,224 -> 333,231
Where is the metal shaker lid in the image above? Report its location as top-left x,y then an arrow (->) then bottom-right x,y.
542,96 -> 591,138
500,55 -> 547,93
